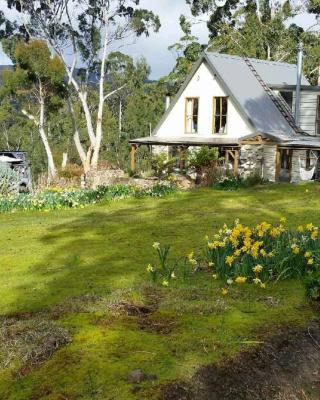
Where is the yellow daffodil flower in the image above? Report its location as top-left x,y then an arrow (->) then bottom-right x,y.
225,255 -> 235,266
306,223 -> 314,231
253,265 -> 263,274
146,264 -> 154,273
235,276 -> 247,284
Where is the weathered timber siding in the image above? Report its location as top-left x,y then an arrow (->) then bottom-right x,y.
293,92 -> 319,136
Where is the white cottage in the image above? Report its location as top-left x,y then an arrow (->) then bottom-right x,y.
130,52 -> 320,183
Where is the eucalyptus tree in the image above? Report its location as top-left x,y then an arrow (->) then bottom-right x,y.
185,0 -> 320,83
1,40 -> 66,181
4,0 -> 160,172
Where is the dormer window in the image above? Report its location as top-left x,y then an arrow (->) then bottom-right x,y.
280,91 -> 293,110
213,97 -> 228,134
185,98 -> 199,134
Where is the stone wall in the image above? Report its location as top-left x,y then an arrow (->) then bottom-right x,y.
262,145 -> 277,182
83,169 -> 167,190
240,144 -> 264,178
84,169 -> 126,189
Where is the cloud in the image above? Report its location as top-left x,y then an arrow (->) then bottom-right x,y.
0,1 -> 317,79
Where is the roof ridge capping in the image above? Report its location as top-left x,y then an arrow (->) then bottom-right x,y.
205,51 -> 297,68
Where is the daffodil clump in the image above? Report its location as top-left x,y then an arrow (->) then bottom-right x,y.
0,184 -> 176,213
204,218 -> 320,285
146,243 -> 178,286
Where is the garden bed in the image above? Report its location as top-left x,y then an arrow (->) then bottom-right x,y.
160,321 -> 320,400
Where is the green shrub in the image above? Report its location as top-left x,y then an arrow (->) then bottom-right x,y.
213,176 -> 244,191
188,147 -> 220,170
151,152 -> 177,178
58,164 -> 83,179
0,163 -> 20,196
305,272 -> 320,301
214,174 -> 265,191
0,184 -> 177,213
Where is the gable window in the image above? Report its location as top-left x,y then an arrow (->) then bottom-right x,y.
185,98 -> 199,134
280,91 -> 293,110
316,96 -> 320,135
213,97 -> 228,134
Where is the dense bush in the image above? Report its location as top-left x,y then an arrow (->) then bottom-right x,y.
58,164 -> 84,179
0,163 -> 21,196
0,183 -> 177,213
151,152 -> 177,178
305,272 -> 320,301
213,174 -> 265,191
188,146 -> 220,170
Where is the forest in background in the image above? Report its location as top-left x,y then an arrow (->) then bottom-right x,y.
0,0 -> 318,180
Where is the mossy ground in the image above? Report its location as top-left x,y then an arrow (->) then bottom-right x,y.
0,183 -> 319,399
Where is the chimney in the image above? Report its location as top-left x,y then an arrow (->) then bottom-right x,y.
294,42 -> 304,126
165,94 -> 171,111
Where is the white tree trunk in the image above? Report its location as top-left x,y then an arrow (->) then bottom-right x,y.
61,152 -> 68,169
38,90 -> 57,182
91,18 -> 109,169
22,89 -> 57,183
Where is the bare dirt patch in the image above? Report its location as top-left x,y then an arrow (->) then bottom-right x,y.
159,322 -> 320,400
0,317 -> 70,371
138,313 -> 176,335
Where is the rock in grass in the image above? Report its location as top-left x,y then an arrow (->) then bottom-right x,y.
127,369 -> 157,384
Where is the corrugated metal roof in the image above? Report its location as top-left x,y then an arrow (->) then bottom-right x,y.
205,53 -> 310,86
249,58 -> 310,86
205,52 -> 303,139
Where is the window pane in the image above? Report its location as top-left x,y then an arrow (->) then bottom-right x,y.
193,98 -> 199,116
221,115 -> 227,133
213,96 -> 228,134
186,98 -> 198,133
280,91 -> 293,110
215,116 -> 220,133
186,99 -> 193,117
215,97 -> 221,115
193,115 -> 198,133
222,97 -> 228,115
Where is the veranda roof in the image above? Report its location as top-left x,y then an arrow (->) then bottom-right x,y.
129,136 -> 240,147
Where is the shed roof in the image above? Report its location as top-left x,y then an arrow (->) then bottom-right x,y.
130,136 -> 240,147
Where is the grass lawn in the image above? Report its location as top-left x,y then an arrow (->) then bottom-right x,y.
0,183 -> 319,399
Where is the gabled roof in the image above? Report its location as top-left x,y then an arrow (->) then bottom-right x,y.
151,51 -> 310,142
204,52 -> 307,139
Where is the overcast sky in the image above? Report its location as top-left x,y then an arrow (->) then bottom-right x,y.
0,0 -> 317,79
